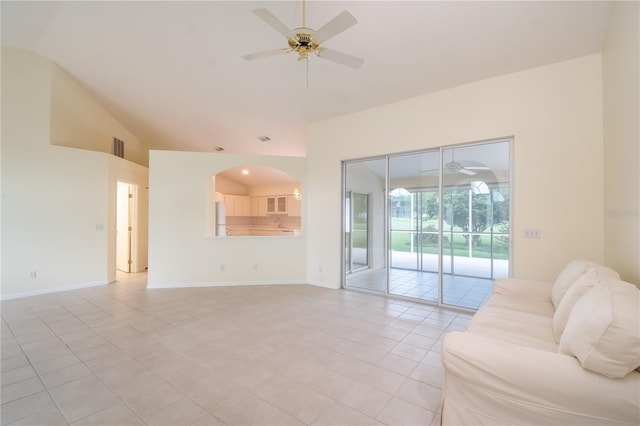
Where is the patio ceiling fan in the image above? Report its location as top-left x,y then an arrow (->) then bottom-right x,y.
241,0 -> 364,69
420,156 -> 490,176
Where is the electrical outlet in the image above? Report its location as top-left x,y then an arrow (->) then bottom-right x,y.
29,270 -> 37,279
524,228 -> 541,239
220,264 -> 225,271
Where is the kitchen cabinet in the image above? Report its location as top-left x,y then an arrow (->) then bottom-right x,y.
224,195 -> 250,216
266,195 -> 287,214
224,195 -> 235,216
238,196 -> 251,216
250,196 -> 267,217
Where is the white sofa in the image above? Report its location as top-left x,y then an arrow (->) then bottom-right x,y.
441,259 -> 640,425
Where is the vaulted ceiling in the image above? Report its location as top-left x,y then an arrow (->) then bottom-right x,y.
2,1 -> 612,157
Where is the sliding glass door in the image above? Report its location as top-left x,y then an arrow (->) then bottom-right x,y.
343,139 -> 511,310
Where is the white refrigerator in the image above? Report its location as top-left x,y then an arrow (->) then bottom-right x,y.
215,202 -> 226,236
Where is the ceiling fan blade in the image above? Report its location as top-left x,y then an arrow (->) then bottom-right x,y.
459,168 -> 477,176
465,166 -> 491,171
314,10 -> 358,44
252,9 -> 294,39
241,48 -> 288,61
318,48 -> 364,69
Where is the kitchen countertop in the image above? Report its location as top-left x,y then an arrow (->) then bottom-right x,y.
225,227 -> 301,236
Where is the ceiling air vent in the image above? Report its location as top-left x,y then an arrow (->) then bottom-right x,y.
112,137 -> 124,159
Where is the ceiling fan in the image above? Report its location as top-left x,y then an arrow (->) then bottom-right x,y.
241,1 -> 364,69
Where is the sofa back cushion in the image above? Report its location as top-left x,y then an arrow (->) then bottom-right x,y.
559,279 -> 640,378
551,259 -> 619,309
552,268 -> 603,342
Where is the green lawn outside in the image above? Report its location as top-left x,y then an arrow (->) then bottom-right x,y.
351,217 -> 510,260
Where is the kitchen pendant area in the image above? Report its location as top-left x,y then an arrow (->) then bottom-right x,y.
212,165 -> 302,237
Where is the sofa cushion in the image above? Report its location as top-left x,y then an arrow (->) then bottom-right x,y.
469,306 -> 556,346
466,323 -> 559,352
492,278 -> 553,301
559,279 -> 640,378
551,259 -> 620,309
485,293 -> 554,317
552,268 -> 603,342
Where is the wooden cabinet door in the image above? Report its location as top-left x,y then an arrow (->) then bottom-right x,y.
266,196 -> 276,213
250,197 -> 259,216
224,195 -> 236,216
242,196 -> 251,216
276,196 -> 287,213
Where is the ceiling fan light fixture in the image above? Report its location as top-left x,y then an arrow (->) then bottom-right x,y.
287,31 -> 321,60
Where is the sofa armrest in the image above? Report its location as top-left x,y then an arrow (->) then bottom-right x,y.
492,278 -> 553,300
441,332 -> 639,425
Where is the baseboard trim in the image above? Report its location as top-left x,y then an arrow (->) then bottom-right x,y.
1,280 -> 110,301
305,280 -> 341,290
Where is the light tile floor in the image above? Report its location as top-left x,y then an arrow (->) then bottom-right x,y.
0,273 -> 473,426
347,252 -> 507,310
346,268 -> 494,310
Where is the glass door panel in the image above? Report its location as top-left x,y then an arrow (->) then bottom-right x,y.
344,159 -> 387,293
441,142 -> 510,309
351,192 -> 369,271
388,151 -> 440,303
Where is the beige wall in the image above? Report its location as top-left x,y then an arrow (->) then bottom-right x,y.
602,1 -> 640,284
307,54 -> 605,287
148,151 -> 307,288
4,14 -> 636,296
1,48 -> 148,298
50,64 -> 149,167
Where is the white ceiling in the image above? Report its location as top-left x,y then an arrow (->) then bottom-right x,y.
2,1 -> 612,159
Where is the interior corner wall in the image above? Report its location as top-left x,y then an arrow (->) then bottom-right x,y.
50,64 -> 149,167
1,47 -> 148,299
603,1 -> 640,285
147,151 -> 307,288
307,54 -> 605,285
